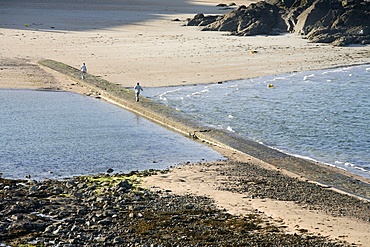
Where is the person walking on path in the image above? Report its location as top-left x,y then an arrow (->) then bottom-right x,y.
81,63 -> 87,79
134,82 -> 143,102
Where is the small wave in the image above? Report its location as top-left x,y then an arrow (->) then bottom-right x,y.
264,145 -> 342,170
335,161 -> 370,176
263,73 -> 296,84
226,126 -> 235,132
186,89 -> 210,98
335,161 -> 344,165
322,68 -> 346,75
344,162 -> 369,172
204,84 -> 216,89
303,74 -> 315,81
157,88 -> 183,101
227,84 -> 239,92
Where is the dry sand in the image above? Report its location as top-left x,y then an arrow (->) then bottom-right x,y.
1,0 -> 370,246
1,0 -> 370,88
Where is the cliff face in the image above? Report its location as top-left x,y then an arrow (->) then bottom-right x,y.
186,0 -> 370,46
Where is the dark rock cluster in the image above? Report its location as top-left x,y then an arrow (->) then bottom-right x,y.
187,2 -> 286,36
186,0 -> 370,46
0,168 -> 349,246
214,161 -> 370,222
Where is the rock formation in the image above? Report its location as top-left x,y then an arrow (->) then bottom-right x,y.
186,0 -> 370,46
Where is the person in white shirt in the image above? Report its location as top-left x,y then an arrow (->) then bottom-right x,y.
81,63 -> 87,79
134,82 -> 143,102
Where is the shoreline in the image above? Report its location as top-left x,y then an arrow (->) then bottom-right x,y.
1,54 -> 370,247
40,59 -> 370,245
1,0 -> 370,245
2,60 -> 370,188
39,58 -> 370,195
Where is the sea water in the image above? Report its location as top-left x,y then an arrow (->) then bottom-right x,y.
0,89 -> 224,180
145,65 -> 370,179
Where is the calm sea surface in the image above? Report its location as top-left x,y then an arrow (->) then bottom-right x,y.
0,89 -> 224,180
145,65 -> 370,179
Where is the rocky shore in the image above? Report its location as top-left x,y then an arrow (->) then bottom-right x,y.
214,161 -> 370,222
1,160 -> 367,246
186,0 -> 370,46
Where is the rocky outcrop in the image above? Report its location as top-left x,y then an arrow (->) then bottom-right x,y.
186,0 -> 370,46
286,0 -> 370,45
188,2 -> 287,36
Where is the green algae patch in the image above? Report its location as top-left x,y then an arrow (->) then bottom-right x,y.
71,170 -> 161,195
58,193 -> 70,198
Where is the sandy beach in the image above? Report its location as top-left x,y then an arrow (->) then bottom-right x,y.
1,0 -> 370,88
1,0 -> 370,246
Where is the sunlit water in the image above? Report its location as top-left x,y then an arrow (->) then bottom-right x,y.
0,89 -> 224,180
145,65 -> 370,179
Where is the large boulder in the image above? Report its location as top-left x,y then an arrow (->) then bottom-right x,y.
187,1 -> 288,36
186,13 -> 220,26
294,0 -> 339,35
304,0 -> 370,45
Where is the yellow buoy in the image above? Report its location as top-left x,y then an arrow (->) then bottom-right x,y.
267,84 -> 274,88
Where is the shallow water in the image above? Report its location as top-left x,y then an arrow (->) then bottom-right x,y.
0,89 -> 224,180
145,65 -> 370,179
